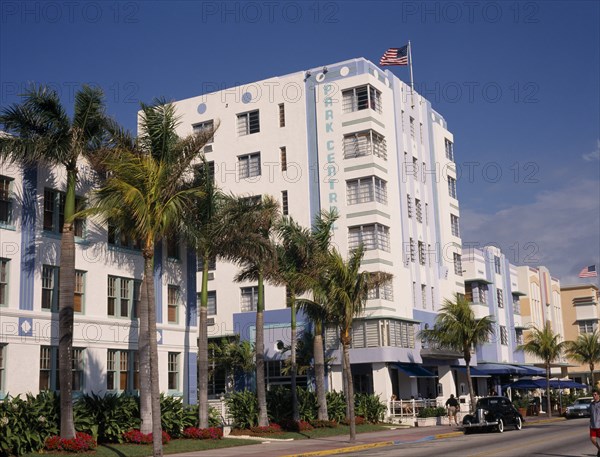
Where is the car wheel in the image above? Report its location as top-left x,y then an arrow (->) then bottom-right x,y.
497,418 -> 504,433
463,418 -> 472,434
515,416 -> 522,430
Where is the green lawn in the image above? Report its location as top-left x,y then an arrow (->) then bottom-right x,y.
233,423 -> 389,440
22,438 -> 257,457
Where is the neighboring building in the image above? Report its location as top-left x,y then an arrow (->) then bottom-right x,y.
0,57 -> 467,408
561,284 -> 600,385
517,266 -> 568,375
172,57 -> 465,404
462,246 -> 543,396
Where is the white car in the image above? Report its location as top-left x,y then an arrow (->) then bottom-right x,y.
565,397 -> 592,418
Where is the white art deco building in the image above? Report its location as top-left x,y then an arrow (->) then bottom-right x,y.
0,58 -> 468,407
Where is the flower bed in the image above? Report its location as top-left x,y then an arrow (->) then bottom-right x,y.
278,419 -> 314,432
44,432 -> 97,453
229,423 -> 283,436
122,429 -> 171,444
182,427 -> 223,440
309,419 -> 338,428
340,416 -> 366,425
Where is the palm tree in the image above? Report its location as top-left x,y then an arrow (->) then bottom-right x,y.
316,246 -> 392,442
518,323 -> 567,417
209,337 -> 256,391
0,85 -> 107,439
418,294 -> 494,413
225,196 -> 279,427
84,99 -> 211,456
565,331 -> 600,387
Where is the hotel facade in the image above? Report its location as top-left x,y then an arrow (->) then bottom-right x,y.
1,58 -> 474,407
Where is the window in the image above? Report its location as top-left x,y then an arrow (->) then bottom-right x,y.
448,177 -> 457,199
409,117 -> 415,138
107,349 -> 139,391
419,123 -> 423,143
415,199 -> 422,223
348,224 -> 390,252
494,256 -> 501,274
431,286 -> 435,310
0,176 -> 13,225
42,265 -> 59,311
107,276 -> 140,318
407,195 -> 412,218
278,103 -> 285,127
280,147 -> 287,172
445,138 -> 454,161
500,326 -> 508,345
0,344 -> 4,393
401,110 -> 404,130
107,221 -> 141,250
40,346 -> 84,391
281,191 -> 289,215
408,238 -> 416,263
342,85 -> 382,113
425,203 -> 429,225
512,294 -> 521,314
197,256 -> 216,272
192,120 -> 214,144
241,286 -> 259,312
168,352 -> 180,390
421,284 -> 427,308
0,259 -> 8,306
451,214 -> 460,237
238,152 -> 261,179
418,241 -> 426,265
237,110 -> 260,135
368,281 -> 393,301
346,176 -> 387,205
166,236 -> 180,260
412,281 -> 417,307
168,285 -> 180,323
515,329 -> 523,345
74,270 -> 85,313
197,291 -> 217,316
412,157 -> 419,180
343,130 -> 387,160
453,253 -> 462,276
497,289 -> 504,308
579,320 -> 596,334
43,189 -> 85,236
480,284 -> 488,304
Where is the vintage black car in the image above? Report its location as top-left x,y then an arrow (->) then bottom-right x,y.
462,396 -> 524,433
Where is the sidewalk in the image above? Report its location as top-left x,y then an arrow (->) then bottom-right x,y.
170,416 -> 565,457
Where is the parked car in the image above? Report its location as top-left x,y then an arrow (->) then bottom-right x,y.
565,397 -> 592,418
462,396 -> 523,433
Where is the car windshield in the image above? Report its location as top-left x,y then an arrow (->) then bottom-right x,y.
575,398 -> 592,405
476,398 -> 502,409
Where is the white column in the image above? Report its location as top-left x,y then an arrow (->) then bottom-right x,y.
437,364 -> 456,401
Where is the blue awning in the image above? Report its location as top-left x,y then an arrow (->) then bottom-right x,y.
393,363 -> 436,378
512,365 -> 545,376
475,363 -> 530,375
452,366 -> 491,378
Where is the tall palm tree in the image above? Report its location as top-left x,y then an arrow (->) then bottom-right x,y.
418,294 -> 494,413
225,196 -> 279,427
0,85 -> 107,439
565,331 -> 600,387
518,323 -> 567,417
316,246 -> 392,442
209,337 -> 256,391
84,100 -> 211,456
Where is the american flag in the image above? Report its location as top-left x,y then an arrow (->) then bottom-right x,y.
380,46 -> 409,66
579,265 -> 598,278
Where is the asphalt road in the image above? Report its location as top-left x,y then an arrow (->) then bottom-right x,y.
337,418 -> 593,457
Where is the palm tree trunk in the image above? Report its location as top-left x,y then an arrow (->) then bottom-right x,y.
198,259 -> 210,429
144,248 -> 163,457
313,320 -> 328,421
342,338 -> 356,442
138,260 -> 152,434
58,166 -> 77,439
590,362 -> 595,388
466,363 -> 475,414
545,364 -> 552,418
290,295 -> 299,422
256,272 -> 269,426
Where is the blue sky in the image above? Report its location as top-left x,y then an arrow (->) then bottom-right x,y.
1,1 -> 598,284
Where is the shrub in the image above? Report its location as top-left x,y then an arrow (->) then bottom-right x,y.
249,424 -> 282,434
44,432 -> 96,453
122,429 -> 171,445
297,388 -> 319,422
326,391 -> 347,422
266,386 -> 292,424
417,407 -> 447,418
74,392 -> 139,443
225,390 -> 259,429
309,419 -> 338,428
278,419 -> 314,432
182,427 -> 223,440
354,393 -> 387,423
341,416 -> 366,425
160,394 -> 198,438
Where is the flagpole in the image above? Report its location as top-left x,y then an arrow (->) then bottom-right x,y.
408,40 -> 415,107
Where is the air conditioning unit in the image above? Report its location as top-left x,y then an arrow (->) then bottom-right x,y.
207,272 -> 214,281
204,144 -> 213,153
207,317 -> 215,326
